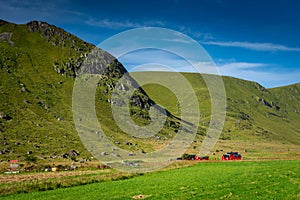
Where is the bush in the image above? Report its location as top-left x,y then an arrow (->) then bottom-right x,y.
25,155 -> 37,163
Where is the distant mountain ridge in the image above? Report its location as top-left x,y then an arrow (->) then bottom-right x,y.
138,71 -> 300,145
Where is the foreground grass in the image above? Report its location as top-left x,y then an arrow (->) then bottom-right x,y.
0,168 -> 137,196
2,160 -> 299,199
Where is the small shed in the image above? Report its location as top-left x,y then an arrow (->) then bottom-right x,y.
9,160 -> 19,173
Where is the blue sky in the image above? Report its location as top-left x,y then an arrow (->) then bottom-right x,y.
1,0 -> 300,88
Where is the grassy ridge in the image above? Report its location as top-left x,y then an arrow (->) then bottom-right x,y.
2,160 -> 299,199
134,72 -> 300,146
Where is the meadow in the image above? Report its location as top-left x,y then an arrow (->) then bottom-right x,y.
2,160 -> 299,199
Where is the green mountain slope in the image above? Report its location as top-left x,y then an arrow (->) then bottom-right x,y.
132,72 -> 300,146
0,20 -> 299,164
0,20 -> 93,160
0,20 -> 182,163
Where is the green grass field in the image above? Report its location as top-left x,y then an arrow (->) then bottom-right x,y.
2,160 -> 299,200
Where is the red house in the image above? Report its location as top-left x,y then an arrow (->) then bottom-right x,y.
221,152 -> 242,160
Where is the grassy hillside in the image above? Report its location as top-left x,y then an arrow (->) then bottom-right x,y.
0,20 -> 182,165
0,20 -> 299,167
0,20 -> 93,161
132,72 -> 300,146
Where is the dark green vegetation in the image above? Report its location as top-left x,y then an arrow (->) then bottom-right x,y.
0,19 -> 299,166
2,160 -> 299,200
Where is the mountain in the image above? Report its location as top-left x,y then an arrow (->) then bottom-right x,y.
0,20 -> 184,163
136,72 -> 300,145
0,20 -> 299,164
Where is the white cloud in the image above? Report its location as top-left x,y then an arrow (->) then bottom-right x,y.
121,50 -> 299,88
219,62 -> 266,69
216,62 -> 300,88
201,41 -> 300,51
86,18 -> 141,29
163,38 -> 192,44
119,49 -> 220,74
119,49 -> 195,71
86,18 -> 165,29
216,62 -> 267,77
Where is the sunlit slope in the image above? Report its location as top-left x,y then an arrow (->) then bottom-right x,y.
0,19 -> 299,164
132,71 -> 300,145
0,20 -> 181,161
